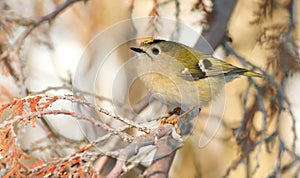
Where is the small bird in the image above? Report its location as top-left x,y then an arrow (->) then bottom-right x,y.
130,39 -> 262,108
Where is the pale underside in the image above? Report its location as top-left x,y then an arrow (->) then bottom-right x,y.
139,72 -> 225,107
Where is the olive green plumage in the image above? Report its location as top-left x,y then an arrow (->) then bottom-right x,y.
130,39 -> 262,107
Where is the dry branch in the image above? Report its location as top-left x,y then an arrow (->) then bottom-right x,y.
106,124 -> 174,178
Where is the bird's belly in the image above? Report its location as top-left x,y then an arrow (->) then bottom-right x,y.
139,73 -> 225,107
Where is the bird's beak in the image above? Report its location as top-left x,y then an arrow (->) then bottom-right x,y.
130,47 -> 145,53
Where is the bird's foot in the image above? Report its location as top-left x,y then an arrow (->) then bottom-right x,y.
161,116 -> 181,133
161,107 -> 193,134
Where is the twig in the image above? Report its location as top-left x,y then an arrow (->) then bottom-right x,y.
251,80 -> 268,175
1,109 -> 134,142
0,0 -> 88,97
30,84 -> 115,104
224,41 -> 298,150
59,95 -> 151,133
27,143 -> 95,176
222,42 -> 280,176
13,0 -> 87,52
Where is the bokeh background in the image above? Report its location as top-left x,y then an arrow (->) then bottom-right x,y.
1,0 -> 300,177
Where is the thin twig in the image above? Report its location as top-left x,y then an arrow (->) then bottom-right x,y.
58,95 -> 151,133
13,0 -> 87,52
0,0 -> 88,97
1,109 -> 134,142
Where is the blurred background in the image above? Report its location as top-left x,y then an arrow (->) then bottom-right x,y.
1,0 -> 300,177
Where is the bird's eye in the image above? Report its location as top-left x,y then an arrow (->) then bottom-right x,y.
151,48 -> 160,55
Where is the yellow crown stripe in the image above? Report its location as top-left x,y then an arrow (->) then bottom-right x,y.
143,39 -> 156,44
143,39 -> 165,45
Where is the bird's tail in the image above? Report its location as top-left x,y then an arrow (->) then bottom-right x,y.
226,68 -> 263,78
243,71 -> 263,78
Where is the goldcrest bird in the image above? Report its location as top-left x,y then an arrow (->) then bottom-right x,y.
130,39 -> 262,108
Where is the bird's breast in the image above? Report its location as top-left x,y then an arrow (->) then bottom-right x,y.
139,73 -> 225,107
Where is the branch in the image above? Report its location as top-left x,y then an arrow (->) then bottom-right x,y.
144,136 -> 181,178
195,0 -> 237,52
106,125 -> 174,178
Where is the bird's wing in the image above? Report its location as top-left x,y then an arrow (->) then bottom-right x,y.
198,57 -> 238,77
178,56 -> 231,81
178,60 -> 207,81
178,56 -> 255,81
176,45 -> 262,81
